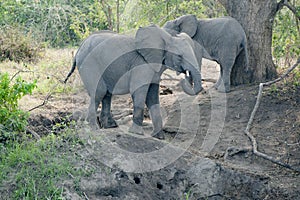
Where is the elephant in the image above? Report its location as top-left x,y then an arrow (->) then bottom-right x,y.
163,14 -> 249,92
64,24 -> 204,139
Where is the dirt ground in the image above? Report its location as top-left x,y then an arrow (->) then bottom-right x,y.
26,60 -> 300,199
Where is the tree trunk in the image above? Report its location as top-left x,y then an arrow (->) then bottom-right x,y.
219,0 -> 278,83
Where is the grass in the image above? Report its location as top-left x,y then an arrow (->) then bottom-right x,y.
0,49 -> 87,198
0,48 -> 83,96
0,130 -> 86,199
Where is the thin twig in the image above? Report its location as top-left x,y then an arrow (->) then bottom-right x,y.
28,81 -> 63,112
83,192 -> 90,200
10,68 -> 34,81
26,127 -> 41,140
28,92 -> 52,112
12,65 -> 66,83
283,1 -> 300,21
244,57 -> 300,172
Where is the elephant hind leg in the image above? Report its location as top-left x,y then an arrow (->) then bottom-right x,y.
87,96 -> 101,129
100,92 -> 118,128
87,79 -> 107,129
216,58 -> 236,93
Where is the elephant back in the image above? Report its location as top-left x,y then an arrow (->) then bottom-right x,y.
76,32 -> 136,97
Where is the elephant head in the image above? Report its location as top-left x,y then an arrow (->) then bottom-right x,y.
135,25 -> 202,96
163,15 -> 198,38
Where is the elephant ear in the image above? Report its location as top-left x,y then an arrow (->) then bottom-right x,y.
135,25 -> 168,72
176,14 -> 198,38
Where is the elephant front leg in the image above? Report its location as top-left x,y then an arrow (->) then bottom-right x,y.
214,70 -> 222,90
146,84 -> 164,139
129,86 -> 149,135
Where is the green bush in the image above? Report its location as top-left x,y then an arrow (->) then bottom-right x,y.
0,0 -> 108,47
0,26 -> 43,63
272,6 -> 300,66
0,72 -> 36,143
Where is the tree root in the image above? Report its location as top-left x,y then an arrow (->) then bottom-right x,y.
26,127 -> 41,140
227,58 -> 300,173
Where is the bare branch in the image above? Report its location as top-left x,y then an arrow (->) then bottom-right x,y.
28,93 -> 52,112
276,0 -> 286,12
12,65 -> 65,83
28,81 -> 64,112
26,127 -> 41,140
284,1 -> 300,21
277,0 -> 300,21
10,68 -> 34,81
244,57 -> 300,172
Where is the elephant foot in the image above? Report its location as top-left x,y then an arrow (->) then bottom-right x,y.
88,118 -> 100,130
215,84 -> 230,93
152,130 -> 165,140
213,83 -> 219,90
99,116 -> 118,129
129,123 -> 144,135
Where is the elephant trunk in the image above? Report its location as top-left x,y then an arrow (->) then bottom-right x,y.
180,63 -> 203,96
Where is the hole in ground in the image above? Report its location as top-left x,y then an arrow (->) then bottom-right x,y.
157,182 -> 163,190
134,177 -> 141,184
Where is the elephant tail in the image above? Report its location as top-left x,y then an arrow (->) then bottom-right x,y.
242,37 -> 249,72
63,59 -> 76,84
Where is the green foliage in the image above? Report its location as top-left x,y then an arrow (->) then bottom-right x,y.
0,26 -> 43,63
0,0 -> 108,47
0,73 -> 36,142
0,0 -> 224,47
272,4 -> 300,66
0,132 -> 84,199
291,68 -> 300,87
71,0 -> 112,40
121,0 -> 225,32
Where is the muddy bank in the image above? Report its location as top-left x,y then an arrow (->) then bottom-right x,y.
63,130 -> 270,200
24,59 -> 299,199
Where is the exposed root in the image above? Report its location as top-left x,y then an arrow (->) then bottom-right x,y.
26,127 -> 41,140
228,58 -> 300,173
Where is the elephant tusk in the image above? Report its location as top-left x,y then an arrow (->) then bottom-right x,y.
185,70 -> 193,85
185,70 -> 190,77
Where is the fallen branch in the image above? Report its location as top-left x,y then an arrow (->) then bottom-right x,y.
26,127 -> 41,140
28,80 -> 65,112
28,92 -> 52,112
244,57 -> 300,172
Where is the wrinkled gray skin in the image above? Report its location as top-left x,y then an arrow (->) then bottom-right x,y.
64,25 -> 203,139
163,15 -> 248,92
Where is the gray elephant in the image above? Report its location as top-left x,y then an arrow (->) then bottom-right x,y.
64,25 -> 204,139
163,14 -> 249,92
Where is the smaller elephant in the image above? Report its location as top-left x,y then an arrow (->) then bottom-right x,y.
64,25 -> 204,139
164,15 -> 249,92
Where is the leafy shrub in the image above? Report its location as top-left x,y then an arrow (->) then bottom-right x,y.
272,7 -> 300,66
0,0 -> 108,47
0,26 -> 43,63
0,72 -> 36,142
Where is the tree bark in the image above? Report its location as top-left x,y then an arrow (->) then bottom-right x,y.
219,0 -> 278,83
